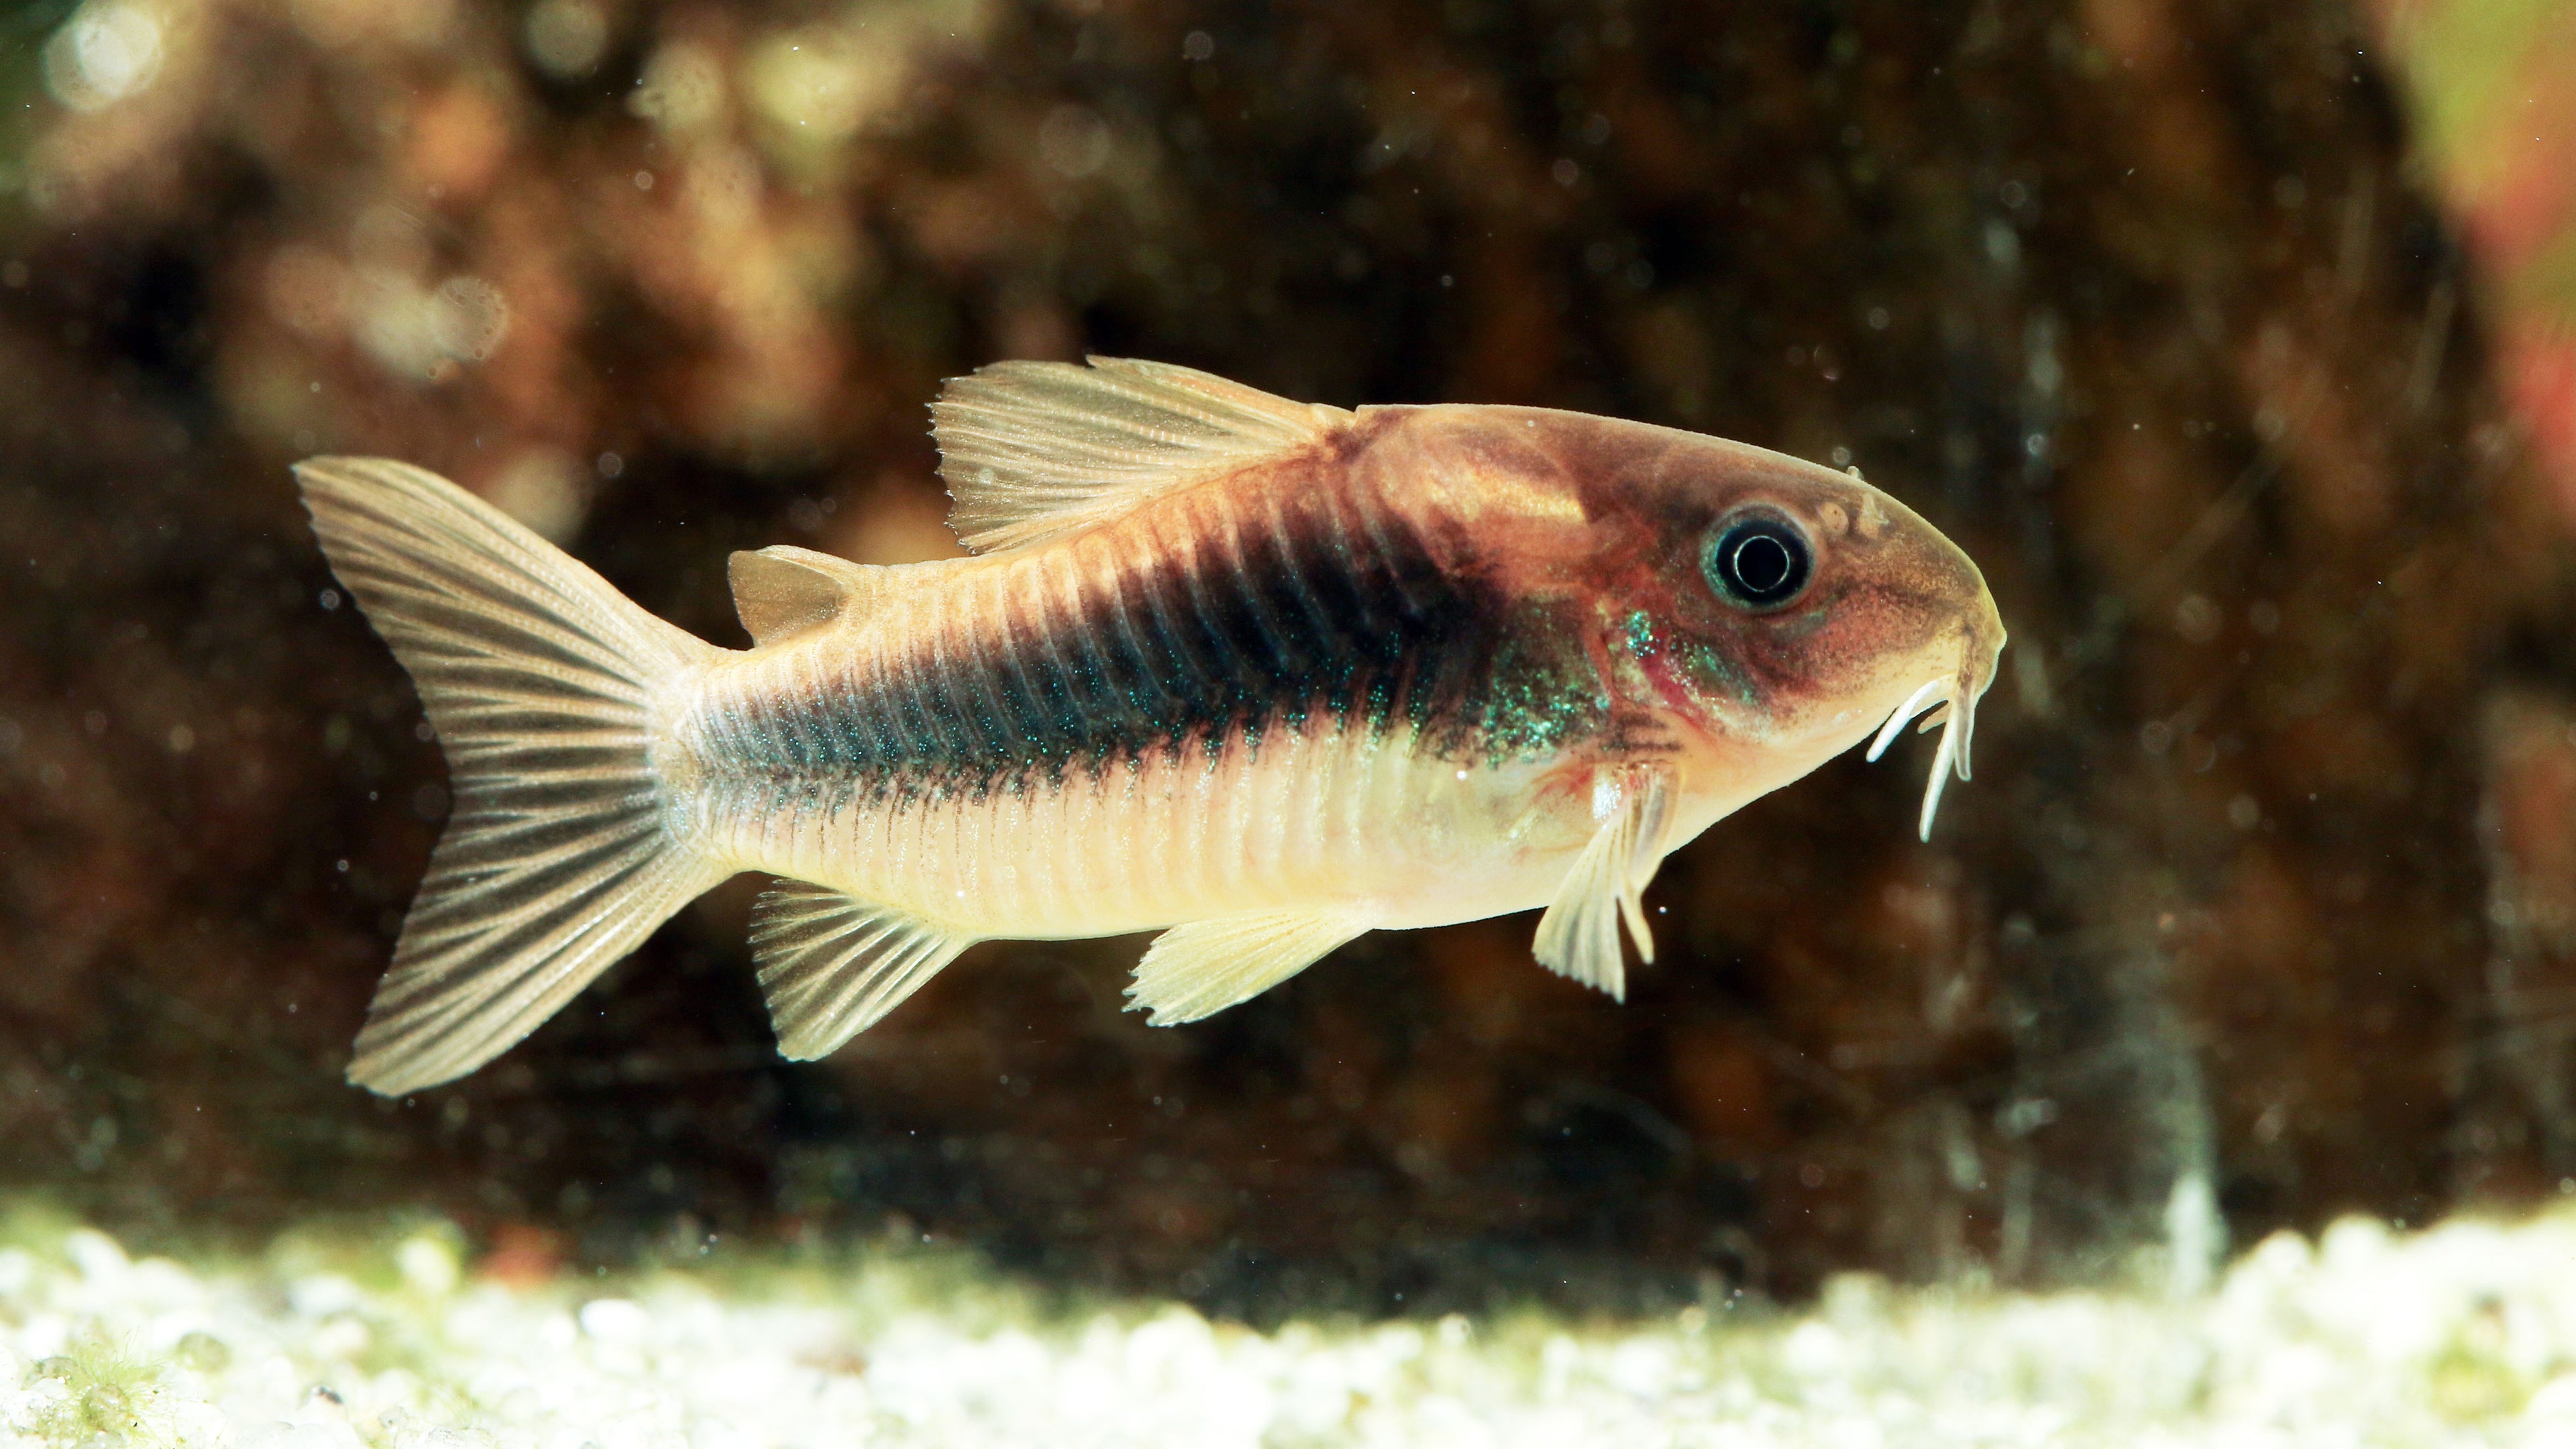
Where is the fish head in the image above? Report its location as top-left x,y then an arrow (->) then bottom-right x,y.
1586,427 -> 2005,838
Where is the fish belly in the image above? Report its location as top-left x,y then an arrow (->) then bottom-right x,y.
688,712 -> 1585,941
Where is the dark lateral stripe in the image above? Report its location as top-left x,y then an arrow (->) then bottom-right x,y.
700,487 -> 1599,801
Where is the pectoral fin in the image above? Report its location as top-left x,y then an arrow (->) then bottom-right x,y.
1126,911 -> 1365,1025
1531,763 -> 1677,1000
749,879 -> 976,1058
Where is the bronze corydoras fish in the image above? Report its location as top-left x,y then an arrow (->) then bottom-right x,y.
299,357 -> 2004,1095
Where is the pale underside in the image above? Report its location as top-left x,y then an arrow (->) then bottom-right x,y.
688,706 -> 1585,943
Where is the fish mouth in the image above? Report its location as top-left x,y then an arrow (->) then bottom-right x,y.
1864,643 -> 1993,842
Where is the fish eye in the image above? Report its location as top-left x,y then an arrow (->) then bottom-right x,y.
1705,513 -> 1815,608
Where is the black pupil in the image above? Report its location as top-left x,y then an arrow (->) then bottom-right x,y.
1714,520 -> 1810,605
1734,535 -> 1792,593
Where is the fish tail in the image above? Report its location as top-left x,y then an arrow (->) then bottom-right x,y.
296,457 -> 729,1096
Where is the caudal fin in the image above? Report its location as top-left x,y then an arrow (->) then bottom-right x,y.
297,458 -> 729,1095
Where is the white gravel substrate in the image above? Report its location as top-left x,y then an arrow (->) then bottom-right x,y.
7,1203 -> 2576,1447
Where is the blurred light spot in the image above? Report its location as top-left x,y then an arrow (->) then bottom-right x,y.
1866,307 -> 1890,330
292,0 -> 452,48
1983,219 -> 2021,269
1552,158 -> 1580,186
1181,30 -> 1214,61
741,5 -> 999,155
350,205 -> 433,281
748,32 -> 873,141
356,273 -> 510,380
684,148 -> 763,229
524,0 -> 608,80
631,42 -> 725,135
2174,593 -> 2222,642
486,449 -> 591,543
44,0 -> 163,113
432,277 -> 510,360
264,246 -> 352,338
595,451 -> 623,479
396,1235 -> 459,1295
1040,105 -> 1112,178
166,724 -> 194,754
2228,795 -> 2261,830
407,85 -> 511,201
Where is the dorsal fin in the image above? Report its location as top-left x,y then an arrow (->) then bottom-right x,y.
930,356 -> 1350,553
727,545 -> 878,646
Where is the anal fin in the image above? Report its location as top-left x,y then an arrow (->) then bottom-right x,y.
1126,911 -> 1364,1025
749,879 -> 975,1059
1531,763 -> 1676,1000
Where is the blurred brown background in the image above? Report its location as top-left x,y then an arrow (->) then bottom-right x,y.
5,0 -> 2576,1317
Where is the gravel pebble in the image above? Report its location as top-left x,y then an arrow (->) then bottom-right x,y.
5,1205 -> 2576,1446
